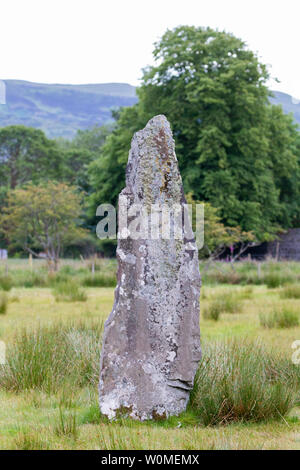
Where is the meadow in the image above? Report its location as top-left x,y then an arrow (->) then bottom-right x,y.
0,258 -> 300,450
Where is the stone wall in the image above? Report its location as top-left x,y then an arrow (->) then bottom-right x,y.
267,229 -> 300,261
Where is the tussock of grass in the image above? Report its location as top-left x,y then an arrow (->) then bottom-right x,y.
238,286 -> 253,299
0,275 -> 12,291
190,339 -> 297,425
264,272 -> 284,289
280,284 -> 300,299
82,273 -> 116,287
53,281 -> 87,302
0,292 -> 8,314
259,307 -> 299,329
22,271 -> 49,288
203,292 -> 243,321
13,430 -> 50,450
220,292 -> 243,313
0,321 -> 103,392
203,302 -> 221,321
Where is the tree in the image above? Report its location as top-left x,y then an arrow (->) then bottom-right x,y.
0,182 -> 87,270
54,124 -> 114,195
72,123 -> 114,153
139,26 -> 300,240
61,148 -> 95,193
186,194 -> 256,266
88,105 -> 144,215
0,126 -> 62,189
90,26 -> 300,241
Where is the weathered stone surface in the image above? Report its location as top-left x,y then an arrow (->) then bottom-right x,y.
99,115 -> 201,420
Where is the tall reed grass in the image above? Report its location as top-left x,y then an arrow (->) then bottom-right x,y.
190,339 -> 298,425
0,321 -> 102,392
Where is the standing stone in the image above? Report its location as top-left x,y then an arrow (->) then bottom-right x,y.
99,115 -> 201,420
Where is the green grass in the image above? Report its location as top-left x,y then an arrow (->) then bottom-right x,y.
54,407 -> 78,439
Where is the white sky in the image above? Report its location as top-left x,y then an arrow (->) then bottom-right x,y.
1,0 -> 300,98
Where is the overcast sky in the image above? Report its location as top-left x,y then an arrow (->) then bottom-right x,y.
1,0 -> 300,98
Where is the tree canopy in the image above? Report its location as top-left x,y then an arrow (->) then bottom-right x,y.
0,182 -> 87,269
0,125 -> 62,189
90,26 -> 300,241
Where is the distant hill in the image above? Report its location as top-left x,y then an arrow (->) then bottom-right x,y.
0,80 -> 138,139
0,80 -> 299,139
270,91 -> 300,128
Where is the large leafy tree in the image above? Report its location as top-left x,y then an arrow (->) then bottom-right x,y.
0,182 -> 87,270
90,26 -> 300,240
0,126 -> 62,189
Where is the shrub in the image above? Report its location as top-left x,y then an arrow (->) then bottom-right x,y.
0,321 -> 102,392
259,307 -> 299,329
53,280 -> 87,302
280,284 -> 300,299
0,292 -> 8,314
190,339 -> 297,425
0,275 -> 12,291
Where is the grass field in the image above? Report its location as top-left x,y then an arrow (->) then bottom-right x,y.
0,259 -> 300,449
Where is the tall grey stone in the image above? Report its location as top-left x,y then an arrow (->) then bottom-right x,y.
99,115 -> 201,420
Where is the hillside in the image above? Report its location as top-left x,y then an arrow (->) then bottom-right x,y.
0,80 -> 137,139
0,80 -> 299,139
270,91 -> 300,127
